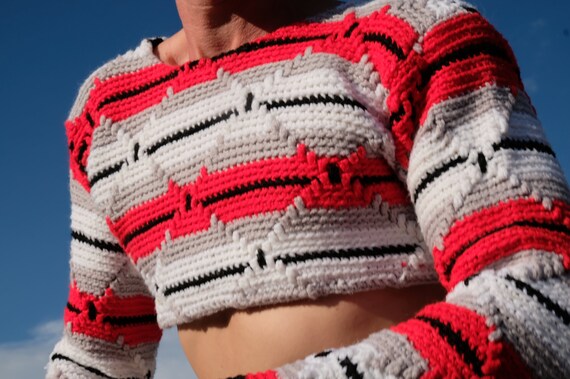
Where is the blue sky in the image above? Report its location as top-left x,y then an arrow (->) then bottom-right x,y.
0,0 -> 568,378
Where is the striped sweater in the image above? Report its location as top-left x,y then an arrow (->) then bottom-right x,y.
46,0 -> 570,378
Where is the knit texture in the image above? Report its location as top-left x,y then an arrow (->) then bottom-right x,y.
46,0 -> 570,378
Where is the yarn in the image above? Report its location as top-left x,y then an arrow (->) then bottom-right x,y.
47,1 -> 570,378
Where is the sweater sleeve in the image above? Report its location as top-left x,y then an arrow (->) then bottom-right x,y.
46,74 -> 162,379
235,5 -> 570,379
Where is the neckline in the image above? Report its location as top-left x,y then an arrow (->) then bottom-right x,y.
142,0 -> 369,69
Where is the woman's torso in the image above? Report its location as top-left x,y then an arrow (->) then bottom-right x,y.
179,283 -> 446,379
82,2 -> 448,378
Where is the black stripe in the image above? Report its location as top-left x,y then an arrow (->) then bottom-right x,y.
210,35 -> 329,62
339,357 -> 364,379
103,314 -> 158,326
50,353 -> 148,379
133,142 -> 140,162
202,176 -> 312,207
327,163 -> 342,184
416,315 -> 483,376
76,140 -> 88,174
388,104 -> 405,129
148,37 -> 164,48
97,35 -> 329,112
86,112 -> 95,128
256,249 -> 267,269
89,160 -> 126,187
245,92 -> 254,112
493,138 -> 555,157
420,42 -> 513,89
413,137 -> 556,203
97,70 -> 180,110
185,194 -> 192,211
164,263 -> 249,296
505,275 -> 570,325
477,152 -> 487,174
363,33 -> 406,60
413,155 -> 468,203
123,211 -> 176,246
71,230 -> 124,253
145,109 -> 237,155
66,302 -> 81,314
275,244 -> 418,265
444,220 -> 570,278
344,22 -> 359,38
88,301 -> 97,321
463,273 -> 479,286
462,6 -> 479,13
261,94 -> 366,111
315,349 -> 332,358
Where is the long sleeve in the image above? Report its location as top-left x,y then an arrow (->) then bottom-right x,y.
237,4 -> 570,379
46,74 -> 162,379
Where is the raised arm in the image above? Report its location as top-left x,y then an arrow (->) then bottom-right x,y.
46,74 -> 162,379
236,3 -> 570,378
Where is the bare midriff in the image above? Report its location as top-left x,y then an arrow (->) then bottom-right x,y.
178,283 -> 447,379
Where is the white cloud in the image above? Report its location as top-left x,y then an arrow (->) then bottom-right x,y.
0,320 -> 62,379
0,320 -> 197,379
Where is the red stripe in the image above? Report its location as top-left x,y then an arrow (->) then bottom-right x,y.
67,6 -> 420,189
434,198 -> 570,289
95,6 -> 416,125
392,318 -> 473,378
66,117 -> 93,192
386,11 -> 524,169
422,12 -> 517,64
393,301 -> 532,378
363,6 -> 421,170
363,4 -> 419,84
245,370 -> 279,379
416,303 -> 503,375
494,339 -> 533,379
420,55 -> 521,124
419,12 -> 522,124
65,284 -> 161,346
87,22 -> 350,124
108,145 -> 408,262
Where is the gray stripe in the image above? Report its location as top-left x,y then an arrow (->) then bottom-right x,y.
49,330 -> 158,378
448,264 -> 570,379
70,177 -> 154,297
306,0 -> 391,23
414,151 -> 570,250
67,40 -> 163,120
276,329 -> 428,379
70,247 -> 127,296
148,197 -> 437,329
409,85 -> 569,249
109,259 -> 154,298
417,85 -> 515,137
386,0 -> 469,36
270,107 -> 386,157
89,52 -> 384,220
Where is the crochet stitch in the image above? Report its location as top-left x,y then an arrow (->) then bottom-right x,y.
47,0 -> 570,378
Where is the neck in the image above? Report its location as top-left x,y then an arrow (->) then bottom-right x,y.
173,0 -> 339,62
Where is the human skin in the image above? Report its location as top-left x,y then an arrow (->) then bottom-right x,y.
158,1 -> 449,378
156,0 -> 341,66
178,285 -> 447,379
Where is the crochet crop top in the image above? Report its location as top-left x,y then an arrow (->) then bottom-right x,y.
47,0 -> 570,378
